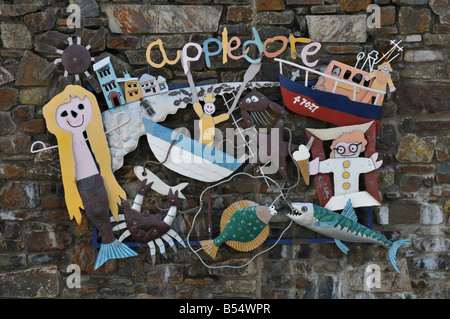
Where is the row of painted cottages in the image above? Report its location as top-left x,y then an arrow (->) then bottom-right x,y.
93,56 -> 169,109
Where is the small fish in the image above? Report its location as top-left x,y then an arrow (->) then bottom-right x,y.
134,166 -> 188,199
200,200 -> 277,259
288,199 -> 410,273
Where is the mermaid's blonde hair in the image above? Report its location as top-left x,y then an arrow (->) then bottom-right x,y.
43,85 -> 125,224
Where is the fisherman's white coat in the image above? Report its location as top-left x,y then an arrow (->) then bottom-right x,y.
315,157 -> 381,210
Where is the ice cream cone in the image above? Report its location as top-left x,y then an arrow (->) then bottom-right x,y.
293,144 -> 311,185
296,160 -> 310,185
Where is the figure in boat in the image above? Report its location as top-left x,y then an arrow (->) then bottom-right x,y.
193,93 -> 230,147
276,40 -> 403,132
364,60 -> 396,94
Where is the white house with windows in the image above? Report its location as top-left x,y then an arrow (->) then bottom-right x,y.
138,74 -> 168,97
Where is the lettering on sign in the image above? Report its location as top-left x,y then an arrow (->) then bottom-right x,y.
293,96 -> 320,113
146,27 -> 322,72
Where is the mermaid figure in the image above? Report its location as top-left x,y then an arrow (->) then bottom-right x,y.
43,85 -> 137,270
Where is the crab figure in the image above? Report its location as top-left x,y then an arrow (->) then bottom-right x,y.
238,92 -> 287,128
111,179 -> 186,264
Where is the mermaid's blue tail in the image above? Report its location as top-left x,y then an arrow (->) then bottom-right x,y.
94,240 -> 138,270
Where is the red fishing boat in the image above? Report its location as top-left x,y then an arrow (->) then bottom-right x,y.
275,58 -> 386,133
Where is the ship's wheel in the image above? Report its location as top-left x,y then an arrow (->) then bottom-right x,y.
38,18 -> 107,93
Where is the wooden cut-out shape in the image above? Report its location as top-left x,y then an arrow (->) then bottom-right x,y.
43,85 -> 126,223
101,81 -> 280,172
241,27 -> 264,64
42,85 -> 136,270
228,36 -> 250,60
146,39 -> 181,69
362,61 -> 395,106
93,56 -> 126,109
38,24 -> 107,93
139,73 -> 168,97
54,95 -> 98,180
193,93 -> 230,147
305,122 -> 382,211
134,166 -> 188,199
182,42 -> 202,74
143,118 -> 244,183
263,36 -> 289,59
112,182 -> 185,265
238,91 -> 287,128
288,200 -> 410,273
301,42 -> 322,68
222,27 -> 229,64
306,122 -> 373,141
289,34 -> 311,60
117,72 -> 143,104
203,38 -> 223,68
276,58 -> 385,133
293,144 -> 311,185
200,200 -> 277,259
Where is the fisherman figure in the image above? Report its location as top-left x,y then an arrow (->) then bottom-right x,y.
193,93 -> 229,147
309,130 -> 382,210
364,60 -> 396,93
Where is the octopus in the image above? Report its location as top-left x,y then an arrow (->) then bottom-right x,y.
238,91 -> 287,129
238,91 -> 296,181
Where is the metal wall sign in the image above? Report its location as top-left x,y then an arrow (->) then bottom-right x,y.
35,11 -> 408,273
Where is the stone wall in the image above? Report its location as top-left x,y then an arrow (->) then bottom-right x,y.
0,0 -> 449,299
